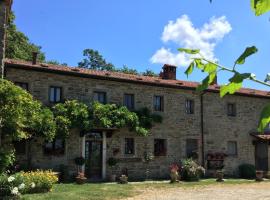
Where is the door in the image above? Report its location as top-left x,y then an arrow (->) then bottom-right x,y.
85,140 -> 102,179
255,142 -> 268,171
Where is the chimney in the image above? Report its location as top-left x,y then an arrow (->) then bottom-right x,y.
161,64 -> 177,80
32,52 -> 38,65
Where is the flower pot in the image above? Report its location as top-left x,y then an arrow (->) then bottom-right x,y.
76,176 -> 87,184
216,171 -> 224,182
256,171 -> 264,181
170,171 -> 179,183
109,174 -> 117,182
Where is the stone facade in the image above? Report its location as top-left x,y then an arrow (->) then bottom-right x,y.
5,64 -> 270,180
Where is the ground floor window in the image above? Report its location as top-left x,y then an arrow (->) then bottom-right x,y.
154,139 -> 167,156
124,138 -> 135,155
44,139 -> 65,156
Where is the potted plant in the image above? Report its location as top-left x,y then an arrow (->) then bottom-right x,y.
75,172 -> 87,184
256,170 -> 264,181
169,163 -> 180,183
216,170 -> 224,182
107,157 -> 118,182
119,175 -> 128,184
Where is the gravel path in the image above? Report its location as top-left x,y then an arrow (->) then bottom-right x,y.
126,182 -> 270,200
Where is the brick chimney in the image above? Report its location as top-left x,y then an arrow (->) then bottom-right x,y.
161,64 -> 177,80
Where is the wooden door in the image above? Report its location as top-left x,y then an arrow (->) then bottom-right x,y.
85,140 -> 102,179
255,142 -> 268,171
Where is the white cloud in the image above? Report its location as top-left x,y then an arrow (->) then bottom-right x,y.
151,15 -> 232,67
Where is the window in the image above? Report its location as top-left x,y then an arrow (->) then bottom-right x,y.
154,139 -> 167,156
227,103 -> 236,117
186,139 -> 198,159
15,82 -> 28,91
49,86 -> 62,103
124,138 -> 135,155
124,94 -> 135,110
185,99 -> 194,114
13,140 -> 26,155
227,141 -> 237,156
44,139 -> 65,155
154,96 -> 164,111
93,91 -> 107,104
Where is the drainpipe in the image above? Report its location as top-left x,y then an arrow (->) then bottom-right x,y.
200,91 -> 206,167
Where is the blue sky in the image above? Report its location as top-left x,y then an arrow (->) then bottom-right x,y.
13,0 -> 270,90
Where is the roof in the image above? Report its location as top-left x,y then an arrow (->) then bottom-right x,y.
5,58 -> 270,99
250,133 -> 270,141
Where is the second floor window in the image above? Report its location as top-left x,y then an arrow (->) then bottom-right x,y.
154,139 -> 167,156
124,94 -> 134,110
227,103 -> 236,117
154,96 -> 164,111
49,86 -> 62,103
185,99 -> 194,114
15,82 -> 28,91
93,91 -> 107,104
124,138 -> 135,155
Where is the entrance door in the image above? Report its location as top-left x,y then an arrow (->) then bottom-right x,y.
85,140 -> 102,179
255,142 -> 268,171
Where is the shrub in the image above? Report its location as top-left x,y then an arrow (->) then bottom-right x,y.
0,147 -> 15,173
181,159 -> 205,181
238,164 -> 255,179
0,173 -> 25,199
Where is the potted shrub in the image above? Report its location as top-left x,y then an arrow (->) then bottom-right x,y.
107,157 -> 118,182
169,163 -> 180,183
181,159 -> 205,182
74,156 -> 86,173
216,170 -> 224,182
256,170 -> 264,181
119,175 -> 128,184
238,164 -> 255,179
75,172 -> 87,184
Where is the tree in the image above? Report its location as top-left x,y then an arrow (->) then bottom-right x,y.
78,49 -> 115,71
6,12 -> 46,62
142,69 -> 158,77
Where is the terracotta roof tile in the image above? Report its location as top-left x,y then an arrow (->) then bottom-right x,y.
5,59 -> 270,99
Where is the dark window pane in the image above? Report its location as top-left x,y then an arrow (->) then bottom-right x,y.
15,82 -> 28,91
49,86 -> 62,103
154,139 -> 167,156
93,92 -> 107,104
13,140 -> 26,155
186,139 -> 198,159
227,141 -> 237,156
154,96 -> 164,111
124,94 -> 134,110
44,139 -> 65,155
227,103 -> 236,116
185,100 -> 194,114
125,138 -> 134,155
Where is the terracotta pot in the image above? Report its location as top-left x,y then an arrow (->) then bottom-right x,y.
256,171 -> 264,181
170,171 -> 179,183
76,176 -> 87,184
216,171 -> 224,182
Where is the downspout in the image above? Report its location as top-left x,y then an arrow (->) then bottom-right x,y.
200,91 -> 206,167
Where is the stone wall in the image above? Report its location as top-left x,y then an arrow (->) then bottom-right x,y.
5,67 -> 270,179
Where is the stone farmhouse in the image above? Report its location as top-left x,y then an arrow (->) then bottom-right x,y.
1,0 -> 270,181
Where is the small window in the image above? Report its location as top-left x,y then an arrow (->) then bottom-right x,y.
124,94 -> 135,110
154,139 -> 167,156
227,103 -> 236,117
186,139 -> 198,159
124,138 -> 135,155
49,86 -> 62,103
93,91 -> 107,104
15,82 -> 28,91
13,140 -> 26,155
154,96 -> 164,112
227,141 -> 237,156
185,99 -> 194,114
44,139 -> 65,155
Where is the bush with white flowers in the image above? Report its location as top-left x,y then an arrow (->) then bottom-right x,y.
0,174 -> 26,198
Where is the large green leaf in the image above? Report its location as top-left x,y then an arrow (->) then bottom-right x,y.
185,62 -> 195,77
235,46 -> 258,65
178,48 -> 200,54
220,73 -> 251,97
203,63 -> 217,73
258,104 -> 270,132
197,72 -> 217,92
251,0 -> 270,16
194,58 -> 205,70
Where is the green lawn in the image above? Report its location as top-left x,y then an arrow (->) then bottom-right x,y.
21,179 -> 260,200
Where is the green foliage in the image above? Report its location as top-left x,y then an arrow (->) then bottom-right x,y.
107,157 -> 118,167
258,104 -> 270,132
238,164 -> 255,179
178,48 -> 200,54
251,0 -> 270,16
185,62 -> 194,77
0,147 -> 15,174
235,46 -> 258,65
135,107 -> 163,129
181,159 -> 205,181
142,69 -> 158,77
52,100 -> 90,137
118,65 -> 138,75
6,12 -> 46,62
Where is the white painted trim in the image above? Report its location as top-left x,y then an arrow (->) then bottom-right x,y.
102,131 -> 107,180
81,136 -> 85,173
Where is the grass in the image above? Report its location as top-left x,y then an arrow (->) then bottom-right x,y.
22,179 -> 266,200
